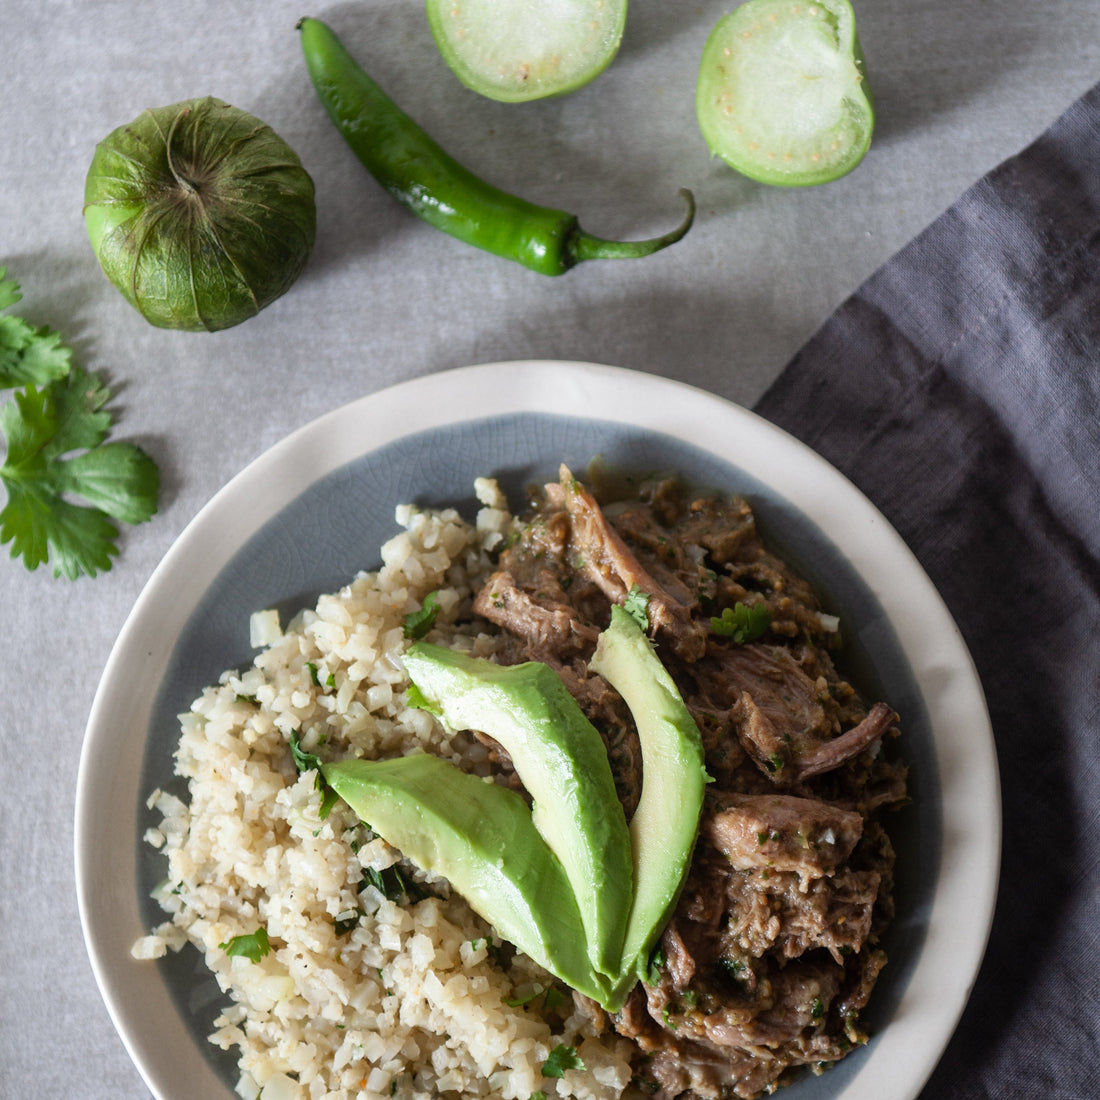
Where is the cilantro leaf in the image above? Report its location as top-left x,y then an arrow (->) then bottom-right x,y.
0,268 -> 21,312
503,984 -> 566,1011
218,927 -> 270,963
403,591 -> 441,639
334,909 -> 362,935
289,729 -> 324,774
0,321 -> 73,389
710,601 -> 771,643
0,368 -> 159,578
289,730 -> 340,820
359,864 -> 422,902
541,1044 -> 586,1078
35,367 -> 112,463
306,660 -> 333,687
645,943 -> 667,986
0,269 -> 72,390
504,986 -> 545,1008
319,785 -> 340,819
623,583 -> 651,630
0,481 -> 120,579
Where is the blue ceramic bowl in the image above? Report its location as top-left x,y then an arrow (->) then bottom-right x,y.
76,361 -> 999,1100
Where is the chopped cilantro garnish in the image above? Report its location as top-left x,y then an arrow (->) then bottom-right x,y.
218,927 -> 270,963
288,730 -> 338,819
0,269 -> 159,578
718,956 -> 747,981
504,985 -> 567,1011
334,910 -> 362,935
289,729 -> 323,774
319,785 -> 340,820
623,583 -> 651,630
811,996 -> 825,1019
360,864 -> 422,903
646,943 -> 667,986
305,661 -> 336,689
403,591 -> 441,639
362,865 -> 402,898
541,1044 -> 585,1078
504,985 -> 545,1007
529,1093 -> 548,1100
710,600 -> 771,643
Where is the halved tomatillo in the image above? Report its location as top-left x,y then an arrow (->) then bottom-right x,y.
696,0 -> 874,187
425,0 -> 627,103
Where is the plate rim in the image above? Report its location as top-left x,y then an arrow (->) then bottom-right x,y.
75,358 -> 1001,1100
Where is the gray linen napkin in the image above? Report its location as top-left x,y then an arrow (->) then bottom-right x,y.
755,85 -> 1100,1098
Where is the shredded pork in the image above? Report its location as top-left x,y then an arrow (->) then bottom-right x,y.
471,466 -> 908,1099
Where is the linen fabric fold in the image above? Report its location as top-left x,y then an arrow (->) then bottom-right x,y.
756,83 -> 1100,1099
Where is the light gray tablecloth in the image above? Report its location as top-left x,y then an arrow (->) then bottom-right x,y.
3,2 -> 1100,1098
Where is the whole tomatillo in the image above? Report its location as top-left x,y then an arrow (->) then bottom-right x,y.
83,97 -> 316,332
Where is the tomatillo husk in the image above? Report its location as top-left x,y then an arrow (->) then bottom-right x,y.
83,97 -> 316,332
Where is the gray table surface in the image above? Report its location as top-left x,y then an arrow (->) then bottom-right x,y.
3,2 -> 1099,1098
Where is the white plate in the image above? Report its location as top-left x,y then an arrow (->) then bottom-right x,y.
75,360 -> 999,1100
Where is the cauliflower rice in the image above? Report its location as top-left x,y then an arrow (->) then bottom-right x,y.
134,479 -> 636,1100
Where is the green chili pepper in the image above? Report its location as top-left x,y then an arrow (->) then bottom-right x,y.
297,17 -> 694,276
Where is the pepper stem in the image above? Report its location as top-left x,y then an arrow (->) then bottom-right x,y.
569,189 -> 695,264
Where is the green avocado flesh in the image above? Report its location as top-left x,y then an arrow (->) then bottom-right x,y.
425,0 -> 627,103
590,606 -> 709,1001
403,643 -> 632,983
696,0 -> 874,187
326,607 -> 706,1012
322,753 -> 609,1004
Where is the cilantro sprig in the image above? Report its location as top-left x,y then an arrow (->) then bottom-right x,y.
0,267 -> 159,578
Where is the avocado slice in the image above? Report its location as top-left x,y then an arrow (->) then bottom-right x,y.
589,605 -> 710,1006
322,753 -> 609,1004
402,643 -> 633,984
